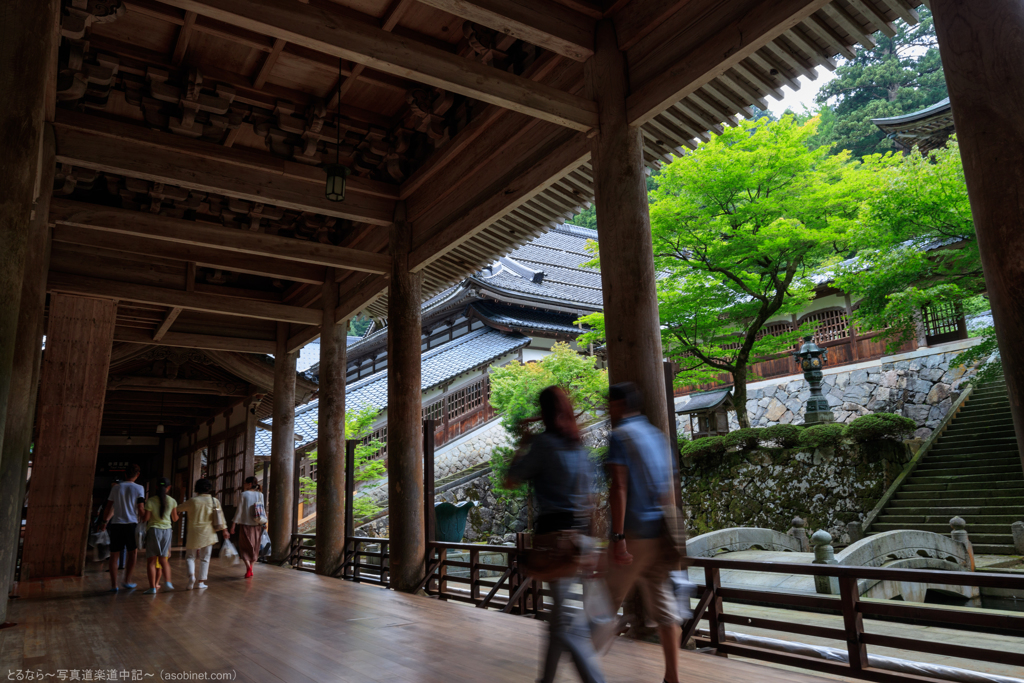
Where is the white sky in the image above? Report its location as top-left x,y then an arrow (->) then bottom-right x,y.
767,68 -> 838,117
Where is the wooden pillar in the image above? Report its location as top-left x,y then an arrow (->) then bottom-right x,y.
243,400 -> 257,480
388,203 -> 425,592
316,267 -> 347,577
586,19 -> 669,434
21,294 -> 117,578
932,0 -> 1024,470
268,322 -> 296,563
0,124 -> 56,612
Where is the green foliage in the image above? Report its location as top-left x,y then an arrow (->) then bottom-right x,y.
487,342 -> 608,496
722,428 -> 762,451
299,404 -> 386,517
579,117 -> 865,428
835,140 -> 986,354
680,435 -> 726,460
952,327 -> 1002,386
797,423 -> 847,450
812,8 -> 947,159
348,316 -> 372,338
759,424 -> 802,448
844,413 -> 917,443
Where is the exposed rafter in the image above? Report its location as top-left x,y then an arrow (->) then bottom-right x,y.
157,0 -> 598,131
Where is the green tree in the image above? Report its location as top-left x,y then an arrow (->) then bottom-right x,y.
834,139 -> 996,379
299,404 -> 386,519
580,116 -> 862,427
487,342 -> 607,495
813,8 -> 947,159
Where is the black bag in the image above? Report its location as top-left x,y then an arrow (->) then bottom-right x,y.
521,530 -> 582,582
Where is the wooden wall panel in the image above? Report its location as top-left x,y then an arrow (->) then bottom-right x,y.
21,293 -> 116,578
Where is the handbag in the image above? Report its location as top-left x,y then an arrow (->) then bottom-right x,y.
211,499 -> 227,531
251,500 -> 268,525
521,530 -> 582,581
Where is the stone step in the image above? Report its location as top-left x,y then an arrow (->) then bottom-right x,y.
892,492 -> 1024,504
956,401 -> 1012,412
943,410 -> 1013,423
971,544 -> 1018,554
907,471 -> 1024,486
961,394 -> 1010,405
929,442 -> 1020,457
917,454 -> 1022,467
877,514 -> 1024,526
928,433 -> 1019,448
883,504 -> 1024,516
940,419 -> 1016,433
901,481 -> 1024,493
911,464 -> 1024,477
871,522 -> 1014,535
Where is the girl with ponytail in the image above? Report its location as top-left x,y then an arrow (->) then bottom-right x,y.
142,477 -> 178,593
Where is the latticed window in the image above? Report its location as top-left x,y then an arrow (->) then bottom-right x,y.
756,321 -> 792,341
801,308 -> 849,343
447,379 -> 485,421
922,302 -> 962,338
422,398 -> 444,422
363,424 -> 388,461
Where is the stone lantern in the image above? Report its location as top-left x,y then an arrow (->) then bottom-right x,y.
794,335 -> 834,425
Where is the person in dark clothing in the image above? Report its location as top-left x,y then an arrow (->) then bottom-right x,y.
505,386 -> 606,683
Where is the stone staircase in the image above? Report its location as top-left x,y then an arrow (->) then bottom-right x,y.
869,378 -> 1024,554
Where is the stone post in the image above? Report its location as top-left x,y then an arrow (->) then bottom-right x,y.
1011,521 -> 1024,555
950,516 -> 975,571
810,529 -> 839,595
846,521 -> 864,544
788,516 -> 810,552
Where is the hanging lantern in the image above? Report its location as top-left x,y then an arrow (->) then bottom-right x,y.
324,163 -> 351,202
324,57 -> 350,203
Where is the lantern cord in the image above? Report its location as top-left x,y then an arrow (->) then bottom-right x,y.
336,58 -> 342,165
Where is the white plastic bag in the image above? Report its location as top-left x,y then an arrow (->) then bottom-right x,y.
135,521 -> 147,550
259,530 -> 272,558
670,569 -> 697,621
583,578 -> 619,655
90,530 -> 110,561
221,538 -> 240,565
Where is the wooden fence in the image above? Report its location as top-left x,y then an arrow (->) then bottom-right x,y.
290,534 -> 1024,682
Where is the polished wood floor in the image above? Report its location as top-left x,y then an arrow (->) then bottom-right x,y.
2,556 -> 834,682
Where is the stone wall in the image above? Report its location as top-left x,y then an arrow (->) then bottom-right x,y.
709,342 -> 980,441
681,440 -> 909,542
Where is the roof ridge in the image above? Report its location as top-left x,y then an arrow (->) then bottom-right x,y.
553,223 -> 599,240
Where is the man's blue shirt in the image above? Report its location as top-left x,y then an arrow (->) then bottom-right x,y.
606,415 -> 673,539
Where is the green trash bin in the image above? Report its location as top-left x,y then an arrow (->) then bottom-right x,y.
433,501 -> 478,542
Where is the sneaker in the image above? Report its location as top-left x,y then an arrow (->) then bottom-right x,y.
164,582 -> 174,590
108,586 -> 119,593
196,582 -> 208,590
121,582 -> 137,589
144,588 -> 158,594
186,576 -> 195,591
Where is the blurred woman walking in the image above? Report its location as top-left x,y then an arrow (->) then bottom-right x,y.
230,476 -> 266,578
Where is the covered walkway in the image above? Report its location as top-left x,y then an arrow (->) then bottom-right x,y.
2,558 -> 825,683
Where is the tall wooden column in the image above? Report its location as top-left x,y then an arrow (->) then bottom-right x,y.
388,204 -> 425,592
586,20 -> 669,434
932,0 -> 1024,470
268,322 -> 296,563
21,294 -> 117,579
316,268 -> 347,577
0,125 -> 56,611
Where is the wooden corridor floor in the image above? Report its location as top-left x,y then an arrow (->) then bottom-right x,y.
1,557 -> 836,683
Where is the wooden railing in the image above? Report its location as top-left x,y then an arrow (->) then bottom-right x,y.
304,535 -> 1024,682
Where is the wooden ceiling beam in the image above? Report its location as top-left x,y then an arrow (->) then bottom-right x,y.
625,0 -> 831,126
106,377 -> 249,396
252,37 -> 287,88
285,273 -> 389,352
410,130 -> 590,272
113,328 -> 276,355
53,117 -> 396,225
156,0 -> 597,131
50,200 -> 391,275
49,272 -> 323,325
415,0 -> 595,62
612,0 -> 691,51
171,11 -> 198,65
51,224 -> 327,285
153,307 -> 184,342
820,2 -> 877,48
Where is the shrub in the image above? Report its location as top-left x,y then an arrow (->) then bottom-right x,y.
722,428 -> 762,450
798,423 -> 846,449
681,435 -> 726,459
844,413 -> 918,443
759,424 -> 802,448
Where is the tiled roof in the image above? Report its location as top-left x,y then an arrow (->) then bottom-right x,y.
676,389 -> 733,414
256,327 -> 529,456
471,301 -> 584,336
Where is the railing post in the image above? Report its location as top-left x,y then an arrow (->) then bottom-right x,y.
838,574 -> 867,672
1012,521 -> 1024,554
788,516 -> 810,552
811,530 -> 840,594
438,547 -> 448,600
704,566 -> 726,657
470,547 -> 480,603
950,516 -> 975,571
353,540 -> 362,583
